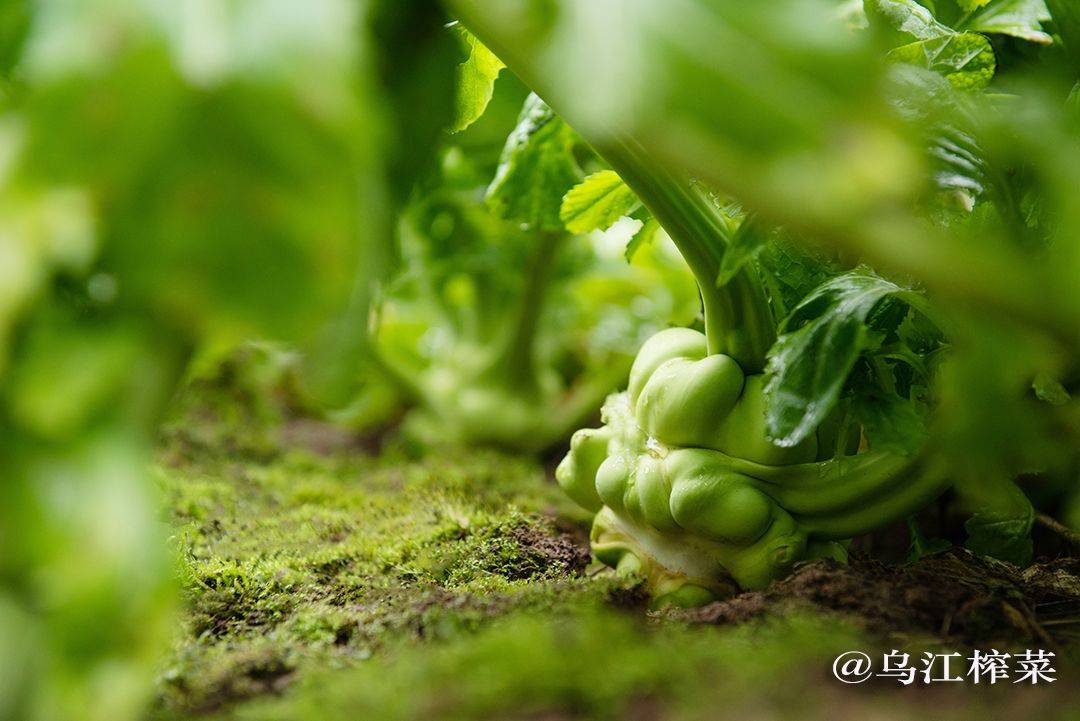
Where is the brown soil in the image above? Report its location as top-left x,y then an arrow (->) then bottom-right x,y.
674,550 -> 1080,649
507,523 -> 592,579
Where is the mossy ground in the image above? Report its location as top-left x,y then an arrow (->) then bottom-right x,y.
152,430 -> 609,714
149,361 -> 1080,721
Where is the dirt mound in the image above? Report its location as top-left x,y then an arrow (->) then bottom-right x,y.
675,550 -> 1080,647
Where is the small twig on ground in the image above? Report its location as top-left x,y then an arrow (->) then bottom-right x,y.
1035,513 -> 1080,555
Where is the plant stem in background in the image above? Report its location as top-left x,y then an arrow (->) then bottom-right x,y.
484,230 -> 566,388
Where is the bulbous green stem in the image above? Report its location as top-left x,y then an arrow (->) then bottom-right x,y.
445,3 -> 776,372
693,447 -> 951,540
794,459 -> 949,540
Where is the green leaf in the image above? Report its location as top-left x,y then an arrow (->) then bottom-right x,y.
22,48 -> 376,351
716,217 -> 769,287
889,32 -> 996,89
455,0 -> 925,253
852,390 -> 928,455
964,497 -> 1035,566
1033,372 -> 1071,405
871,0 -> 998,87
764,270 -> 930,446
625,216 -> 660,262
560,170 -> 641,235
905,517 -> 952,562
961,0 -> 1052,45
486,93 -> 581,231
869,0 -> 956,40
755,237 -> 839,317
450,27 -> 505,134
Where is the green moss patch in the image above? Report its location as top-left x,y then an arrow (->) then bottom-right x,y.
152,434 -> 623,716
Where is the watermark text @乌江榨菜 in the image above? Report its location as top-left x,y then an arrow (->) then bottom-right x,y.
832,649 -> 1057,685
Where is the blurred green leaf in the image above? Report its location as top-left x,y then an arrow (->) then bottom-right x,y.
454,0 -> 919,231
450,27 -> 505,133
1033,371 -> 1070,405
453,0 -> 1080,349
6,313 -> 141,439
963,478 -> 1035,565
486,93 -> 580,230
1046,0 -> 1080,70
0,424 -> 179,721
0,5 -> 393,714
0,0 -> 30,78
16,47 -> 374,347
560,170 -> 640,235
0,184 -> 96,370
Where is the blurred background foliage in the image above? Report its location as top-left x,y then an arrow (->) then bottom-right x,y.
0,1 -> 387,719
0,0 -> 1078,720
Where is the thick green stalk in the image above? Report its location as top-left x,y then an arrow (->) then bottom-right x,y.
368,341 -> 425,403
445,1 -> 776,372
602,138 -> 776,371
